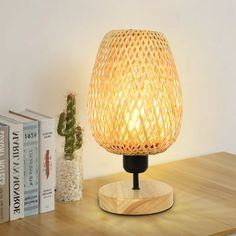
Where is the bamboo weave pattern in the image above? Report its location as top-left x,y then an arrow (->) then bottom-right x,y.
88,30 -> 183,155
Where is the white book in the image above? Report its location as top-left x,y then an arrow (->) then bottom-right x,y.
21,109 -> 55,213
7,112 -> 39,217
0,124 -> 9,224
0,116 -> 24,220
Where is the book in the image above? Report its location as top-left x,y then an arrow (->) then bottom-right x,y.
0,116 -> 24,221
21,109 -> 55,213
7,112 -> 39,217
0,124 -> 9,224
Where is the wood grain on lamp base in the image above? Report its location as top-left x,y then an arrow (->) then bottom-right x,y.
99,180 -> 173,215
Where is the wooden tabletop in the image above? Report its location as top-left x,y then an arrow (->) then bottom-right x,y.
0,152 -> 236,236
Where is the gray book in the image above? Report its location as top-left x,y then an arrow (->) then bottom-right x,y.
0,124 -> 9,224
7,112 -> 39,217
0,115 -> 24,220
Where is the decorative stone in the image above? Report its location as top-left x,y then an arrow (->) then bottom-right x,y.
56,149 -> 83,201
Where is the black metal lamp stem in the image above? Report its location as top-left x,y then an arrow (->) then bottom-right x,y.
133,173 -> 139,190
123,155 -> 148,190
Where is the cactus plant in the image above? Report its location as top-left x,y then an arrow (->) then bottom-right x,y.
57,93 -> 83,160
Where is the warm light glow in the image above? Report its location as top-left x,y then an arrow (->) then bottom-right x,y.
127,108 -> 140,131
88,30 -> 183,155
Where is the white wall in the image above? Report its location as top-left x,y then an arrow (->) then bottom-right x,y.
0,0 -> 235,179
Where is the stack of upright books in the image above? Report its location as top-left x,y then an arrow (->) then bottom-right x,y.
0,110 -> 56,224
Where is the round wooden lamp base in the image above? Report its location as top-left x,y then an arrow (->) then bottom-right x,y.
99,180 -> 173,215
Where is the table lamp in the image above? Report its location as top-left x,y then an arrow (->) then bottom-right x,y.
88,29 -> 183,215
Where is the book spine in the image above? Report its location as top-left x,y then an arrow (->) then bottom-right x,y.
23,122 -> 39,217
9,125 -> 24,220
0,126 -> 9,224
39,120 -> 55,213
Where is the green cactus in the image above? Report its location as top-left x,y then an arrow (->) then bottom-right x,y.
57,93 -> 83,160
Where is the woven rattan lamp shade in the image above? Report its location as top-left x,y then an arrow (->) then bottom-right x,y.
88,29 -> 183,156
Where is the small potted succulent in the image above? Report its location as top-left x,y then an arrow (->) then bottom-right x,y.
56,93 -> 83,201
